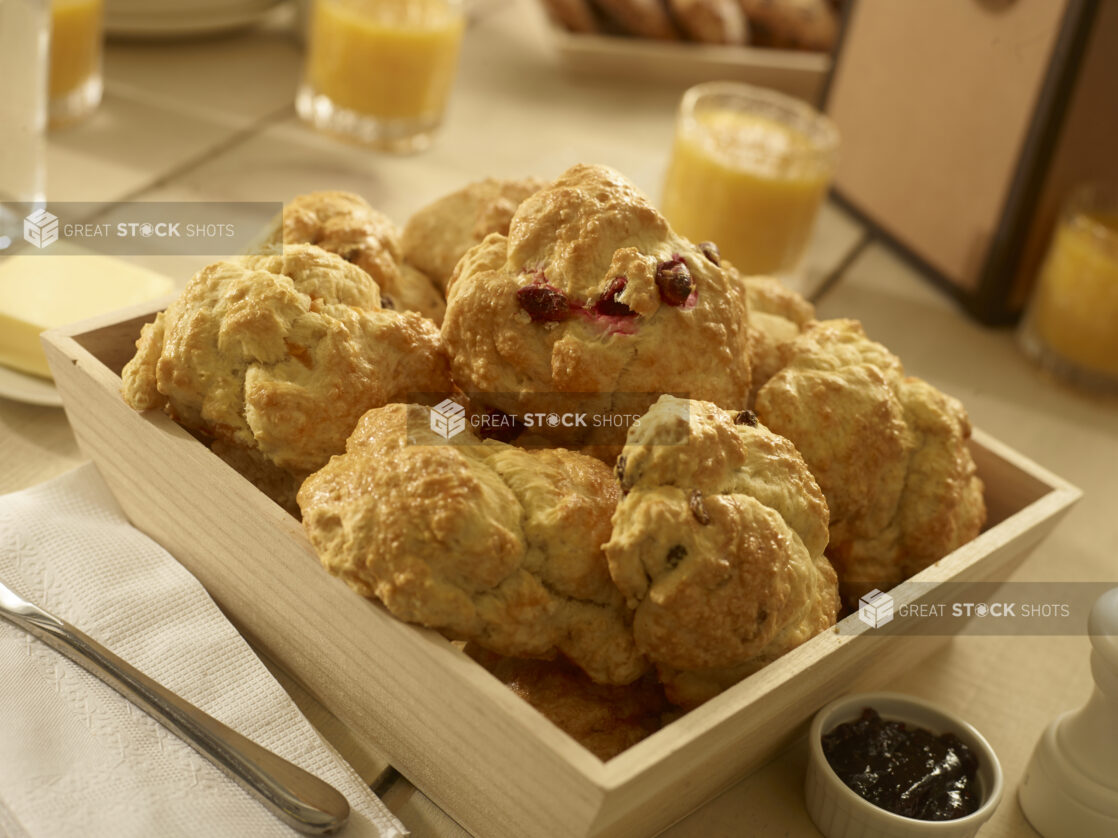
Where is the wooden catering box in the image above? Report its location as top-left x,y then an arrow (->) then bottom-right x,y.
43,301 -> 1081,838
824,0 -> 1118,324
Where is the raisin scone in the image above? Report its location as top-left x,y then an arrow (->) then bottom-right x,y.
466,645 -> 671,761
441,164 -> 752,449
754,319 -> 986,607
604,395 -> 838,708
742,273 -> 815,399
401,176 -> 548,294
297,403 -> 647,686
266,190 -> 446,323
121,245 -> 451,509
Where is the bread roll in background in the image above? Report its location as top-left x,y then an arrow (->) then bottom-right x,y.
738,0 -> 838,51
669,0 -> 749,45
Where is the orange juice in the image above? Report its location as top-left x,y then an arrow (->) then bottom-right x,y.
1028,210 -> 1118,377
660,83 -> 838,275
306,0 -> 464,121
50,0 -> 102,99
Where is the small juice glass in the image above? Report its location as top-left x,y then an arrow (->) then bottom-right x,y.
49,0 -> 103,127
660,82 -> 839,276
1018,184 -> 1118,393
297,0 -> 465,153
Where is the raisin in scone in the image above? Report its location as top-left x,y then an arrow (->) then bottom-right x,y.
298,403 -> 647,686
441,164 -> 752,447
401,176 -> 548,294
266,190 -> 446,323
754,319 -> 986,607
467,645 -> 671,761
121,244 -> 451,508
604,395 -> 838,708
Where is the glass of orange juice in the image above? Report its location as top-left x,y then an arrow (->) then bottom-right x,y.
50,0 -> 103,127
1018,184 -> 1118,393
660,82 -> 839,276
297,0 -> 465,153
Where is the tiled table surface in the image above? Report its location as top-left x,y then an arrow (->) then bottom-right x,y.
3,1 -> 1117,836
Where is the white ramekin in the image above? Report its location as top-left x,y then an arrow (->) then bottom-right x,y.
805,692 -> 1003,838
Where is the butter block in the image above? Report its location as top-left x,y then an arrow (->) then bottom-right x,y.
0,248 -> 174,379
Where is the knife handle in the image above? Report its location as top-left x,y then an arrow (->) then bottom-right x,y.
0,582 -> 350,835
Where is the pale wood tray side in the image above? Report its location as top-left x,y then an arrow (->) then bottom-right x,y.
41,307 -> 1082,838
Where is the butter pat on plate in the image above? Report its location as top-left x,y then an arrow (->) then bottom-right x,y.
0,249 -> 173,380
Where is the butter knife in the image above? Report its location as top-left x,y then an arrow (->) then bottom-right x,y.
0,579 -> 350,835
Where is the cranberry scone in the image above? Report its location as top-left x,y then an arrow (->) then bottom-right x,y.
604,395 -> 838,708
754,319 -> 986,607
297,403 -> 647,686
441,164 -> 752,448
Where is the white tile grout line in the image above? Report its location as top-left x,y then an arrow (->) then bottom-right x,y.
81,102 -> 297,218
809,230 -> 873,304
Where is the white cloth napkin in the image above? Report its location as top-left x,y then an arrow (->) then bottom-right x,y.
0,464 -> 406,838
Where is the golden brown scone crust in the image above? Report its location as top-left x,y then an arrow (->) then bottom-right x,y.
604,395 -> 837,708
401,177 -> 547,294
754,319 -> 986,607
669,0 -> 749,44
269,190 -> 446,323
466,645 -> 670,761
742,274 -> 815,398
441,164 -> 752,447
297,403 -> 647,686
595,0 -> 680,38
121,245 -> 452,501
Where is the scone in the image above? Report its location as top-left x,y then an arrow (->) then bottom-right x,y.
754,319 -> 986,607
466,645 -> 671,761
297,403 -> 647,686
266,190 -> 446,323
441,164 -> 752,450
121,244 -> 451,509
604,395 -> 838,708
401,176 -> 548,294
669,0 -> 749,44
742,273 -> 815,398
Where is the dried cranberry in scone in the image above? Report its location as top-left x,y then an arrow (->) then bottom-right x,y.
595,276 -> 636,317
517,282 -> 570,322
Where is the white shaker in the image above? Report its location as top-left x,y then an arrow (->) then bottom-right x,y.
1019,586 -> 1118,836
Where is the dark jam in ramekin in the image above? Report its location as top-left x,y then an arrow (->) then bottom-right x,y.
821,707 -> 981,821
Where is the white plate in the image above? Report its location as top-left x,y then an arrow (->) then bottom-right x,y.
0,365 -> 63,408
